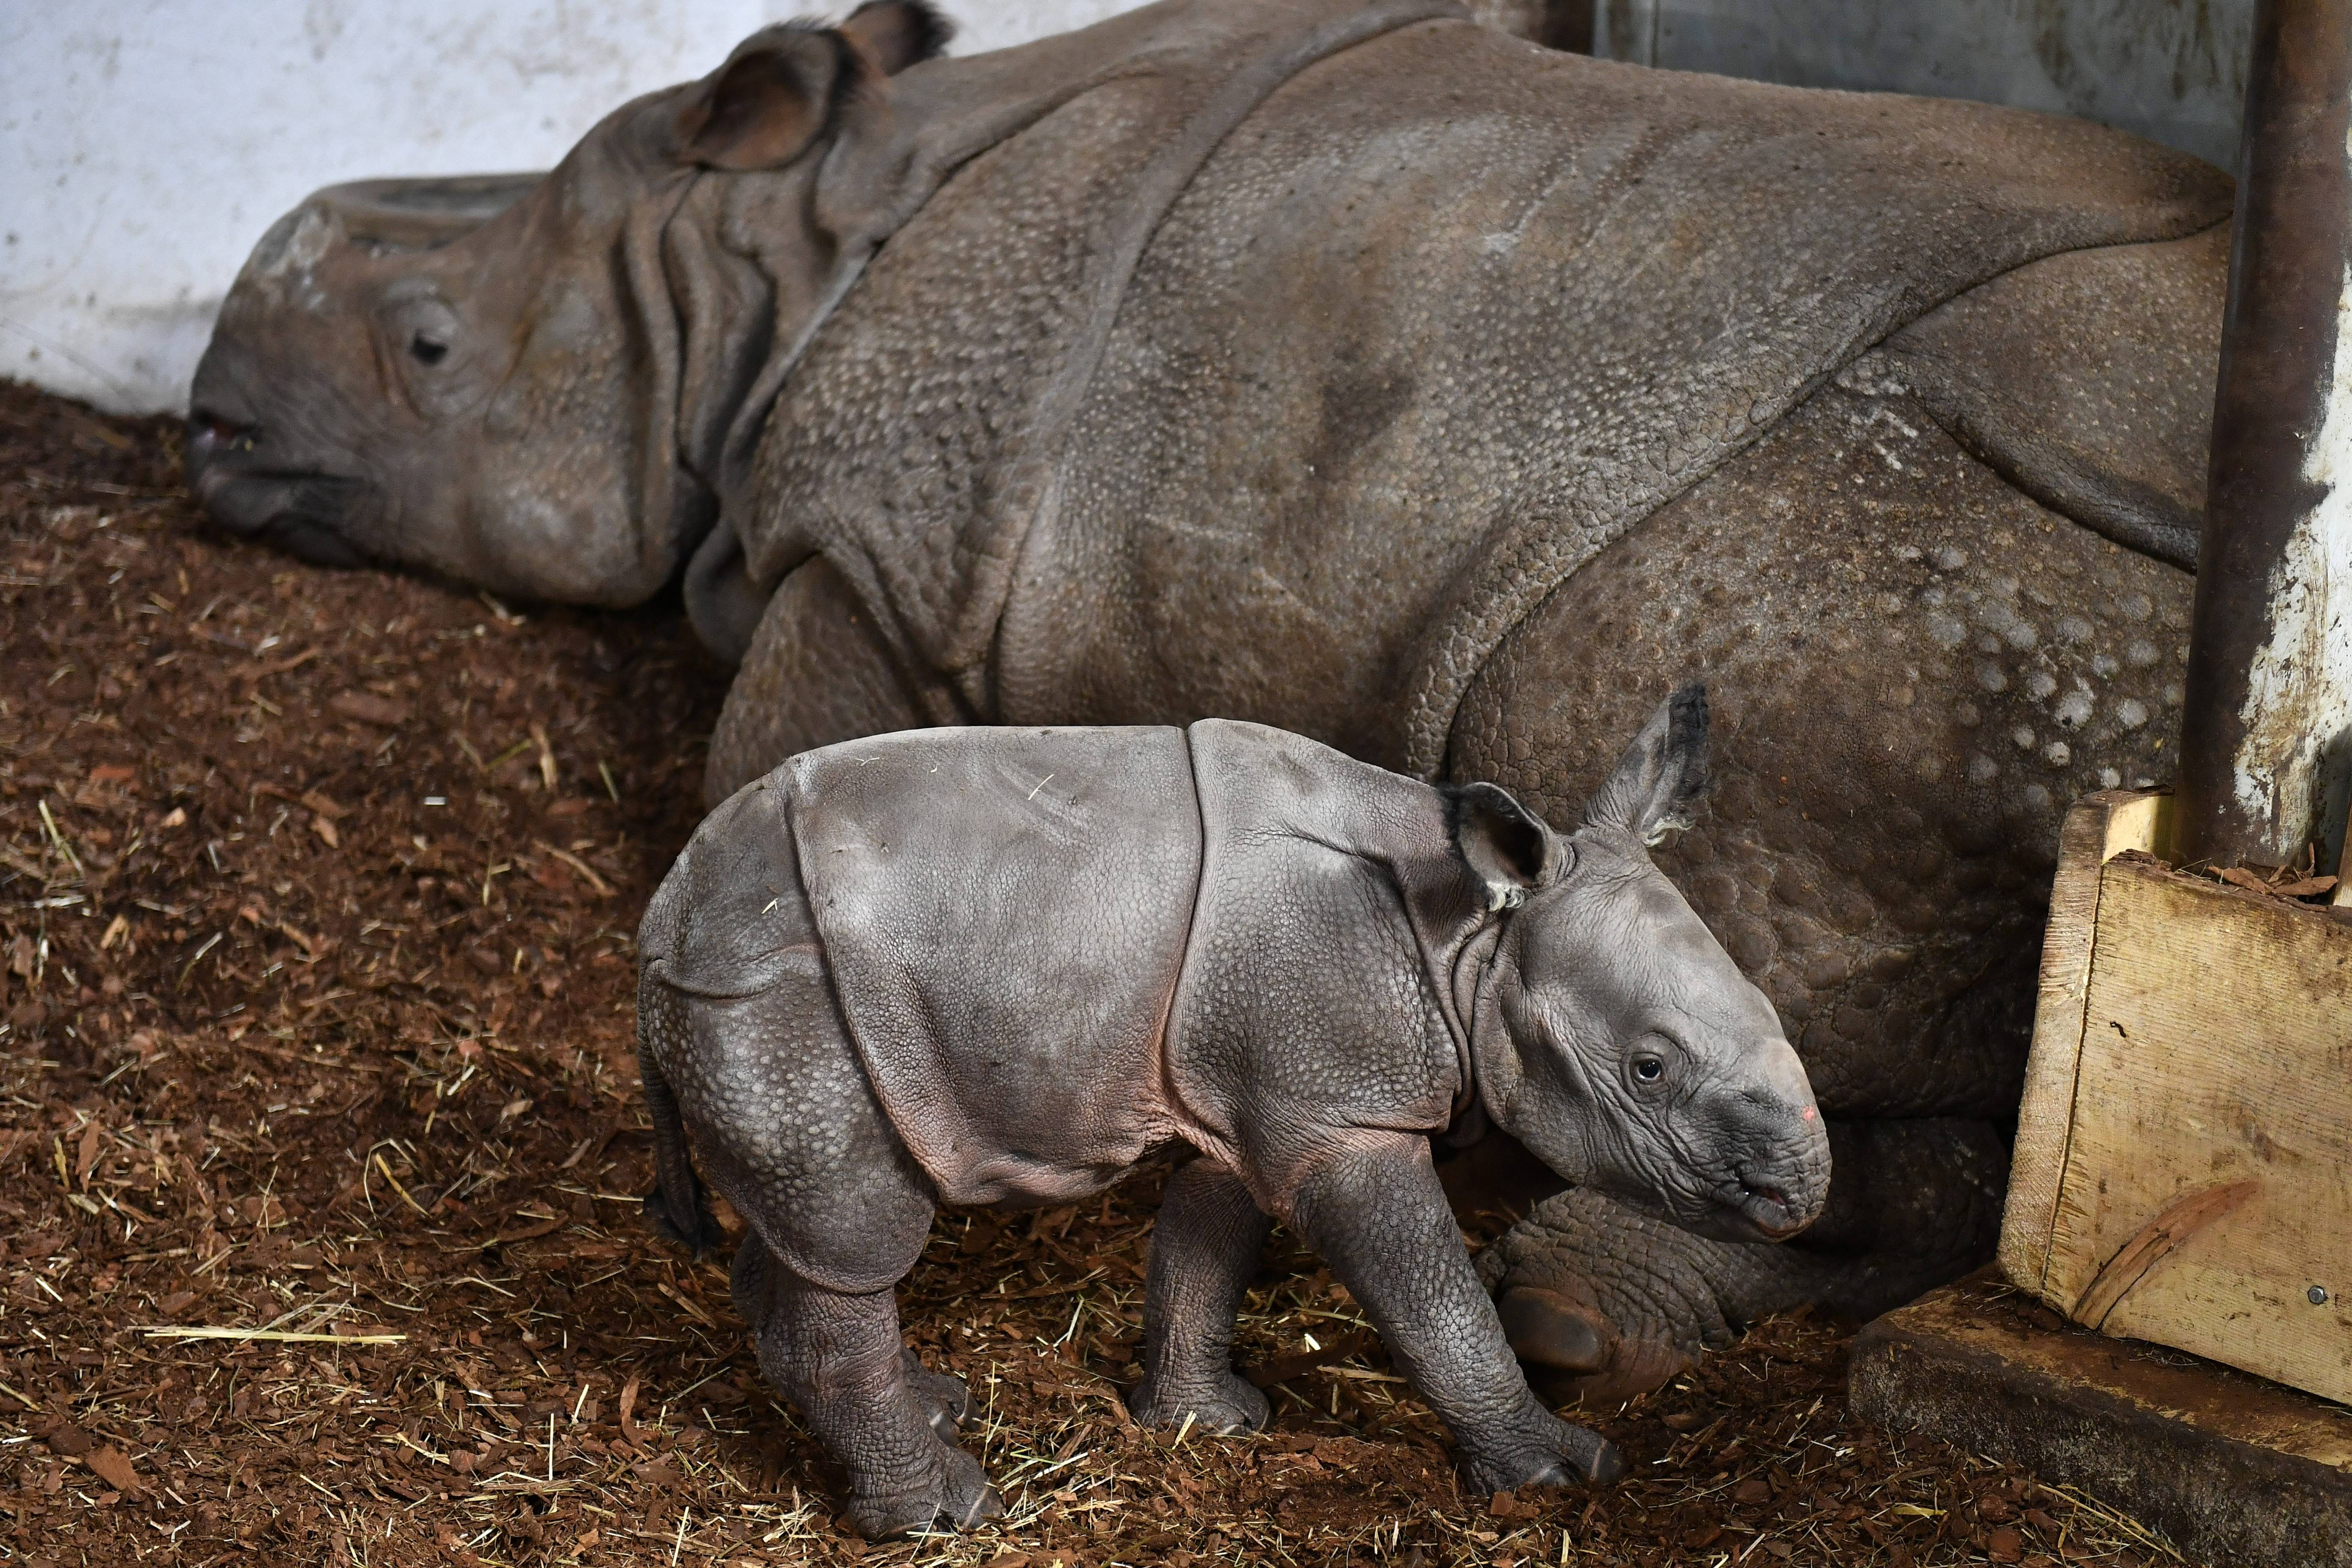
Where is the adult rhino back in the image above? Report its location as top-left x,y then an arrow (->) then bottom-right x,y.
716,18 -> 2226,784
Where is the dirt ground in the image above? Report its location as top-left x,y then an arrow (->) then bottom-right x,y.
0,379 -> 2189,1568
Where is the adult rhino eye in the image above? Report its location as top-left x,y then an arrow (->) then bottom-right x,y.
1632,1054 -> 1665,1084
409,332 -> 449,366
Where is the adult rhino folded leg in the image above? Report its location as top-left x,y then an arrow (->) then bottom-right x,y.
1478,1118 -> 2009,1404
702,557 -> 932,809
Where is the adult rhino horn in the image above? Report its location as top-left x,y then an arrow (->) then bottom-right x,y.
308,174 -> 544,252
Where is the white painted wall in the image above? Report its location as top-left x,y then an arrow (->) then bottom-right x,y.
8,0 -> 2251,416
0,0 -> 1143,415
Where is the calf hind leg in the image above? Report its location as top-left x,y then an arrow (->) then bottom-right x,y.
660,940 -> 991,1537
901,1348 -> 975,1437
1130,1156 -> 1275,1434
734,1250 -> 1000,1537
732,1234 -> 971,1440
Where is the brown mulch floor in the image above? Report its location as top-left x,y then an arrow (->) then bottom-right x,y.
0,378 -> 2188,1568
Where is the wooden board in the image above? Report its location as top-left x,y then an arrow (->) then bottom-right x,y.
1853,1270 -> 2352,1568
2000,791 -> 2352,1405
2000,790 -> 2173,1294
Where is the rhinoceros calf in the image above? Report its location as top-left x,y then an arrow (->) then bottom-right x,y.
637,690 -> 1827,1535
190,0 -> 2224,1404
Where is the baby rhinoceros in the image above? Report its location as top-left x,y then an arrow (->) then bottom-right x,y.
636,686 -> 1829,1536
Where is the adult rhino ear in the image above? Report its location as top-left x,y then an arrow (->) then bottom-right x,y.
841,0 -> 956,75
1583,683 -> 1710,847
675,24 -> 863,172
1448,782 -> 1561,911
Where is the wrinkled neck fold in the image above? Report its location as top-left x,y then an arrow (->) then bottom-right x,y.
1440,914 -> 1506,1133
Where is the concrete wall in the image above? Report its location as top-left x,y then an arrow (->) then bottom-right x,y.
1590,0 -> 2252,172
0,1 -> 1142,415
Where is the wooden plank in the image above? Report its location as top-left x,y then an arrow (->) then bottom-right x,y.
1853,1270 -> 2352,1568
1999,791 -> 2173,1295
2037,856 -> 2352,1403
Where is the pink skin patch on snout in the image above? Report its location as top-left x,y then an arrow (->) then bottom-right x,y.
1802,1106 -> 1817,1121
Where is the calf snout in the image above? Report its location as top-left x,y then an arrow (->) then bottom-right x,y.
1700,1084 -> 1831,1242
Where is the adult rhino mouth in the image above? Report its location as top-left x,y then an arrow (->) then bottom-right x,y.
185,416 -> 374,569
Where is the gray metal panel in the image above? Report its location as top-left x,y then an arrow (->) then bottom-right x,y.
1593,0 -> 2251,170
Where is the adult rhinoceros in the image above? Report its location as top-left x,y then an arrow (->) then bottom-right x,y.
185,0 -> 2225,1401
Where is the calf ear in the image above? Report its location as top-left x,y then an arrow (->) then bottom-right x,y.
841,1 -> 956,75
1583,683 -> 1710,847
675,25 -> 859,172
1448,782 -> 1560,910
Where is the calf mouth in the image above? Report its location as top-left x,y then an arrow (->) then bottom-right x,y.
1716,1173 -> 1823,1242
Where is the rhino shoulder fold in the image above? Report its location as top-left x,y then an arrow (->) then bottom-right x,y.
1184,719 -> 1467,896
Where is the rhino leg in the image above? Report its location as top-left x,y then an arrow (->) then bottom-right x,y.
1129,1156 -> 1274,1434
732,1234 -> 973,1437
899,1348 -> 976,1437
1291,1133 -> 1624,1492
721,1168 -> 991,1536
1475,1118 -> 2008,1403
650,893 -> 996,1535
734,1254 -> 1000,1537
704,556 -> 928,809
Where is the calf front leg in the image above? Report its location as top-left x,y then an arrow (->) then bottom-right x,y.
1130,1156 -> 1274,1433
1290,1134 -> 1624,1492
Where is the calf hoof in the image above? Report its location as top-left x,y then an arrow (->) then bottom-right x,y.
1127,1371 -> 1269,1435
847,1443 -> 1003,1538
900,1349 -> 973,1435
1467,1421 -> 1625,1496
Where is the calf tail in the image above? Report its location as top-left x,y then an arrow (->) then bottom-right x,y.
637,978 -> 724,1255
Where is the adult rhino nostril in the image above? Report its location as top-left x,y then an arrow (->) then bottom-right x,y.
185,414 -> 259,463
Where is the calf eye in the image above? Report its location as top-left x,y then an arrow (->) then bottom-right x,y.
409,333 -> 449,366
1632,1054 -> 1665,1084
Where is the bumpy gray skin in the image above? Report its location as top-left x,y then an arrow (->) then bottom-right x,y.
187,1 -> 2221,1405
637,701 -> 1828,1533
1440,235 -> 2210,1396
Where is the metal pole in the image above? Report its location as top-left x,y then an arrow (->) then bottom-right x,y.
2175,0 -> 2352,871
